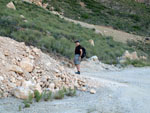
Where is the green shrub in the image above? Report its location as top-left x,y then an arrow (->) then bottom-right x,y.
23,100 -> 31,108
27,93 -> 33,104
81,14 -> 89,19
66,88 -> 76,97
18,105 -> 22,111
54,89 -> 65,99
62,87 -> 67,94
21,88 -> 77,110
43,90 -> 52,101
123,59 -> 150,67
34,90 -> 42,102
0,92 -> 3,97
24,103 -> 30,108
22,93 -> 33,108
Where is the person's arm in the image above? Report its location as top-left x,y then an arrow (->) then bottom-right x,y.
79,49 -> 83,59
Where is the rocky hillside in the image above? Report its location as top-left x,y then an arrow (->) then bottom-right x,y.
0,36 -> 95,99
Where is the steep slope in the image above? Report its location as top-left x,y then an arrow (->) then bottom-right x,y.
53,12 -> 142,43
0,0 -> 138,64
45,0 -> 150,37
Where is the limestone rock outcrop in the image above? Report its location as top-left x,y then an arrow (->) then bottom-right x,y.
6,1 -> 16,10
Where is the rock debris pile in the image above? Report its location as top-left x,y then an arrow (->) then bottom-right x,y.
0,36 -> 89,99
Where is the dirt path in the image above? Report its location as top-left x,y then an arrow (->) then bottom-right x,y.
51,11 -> 143,43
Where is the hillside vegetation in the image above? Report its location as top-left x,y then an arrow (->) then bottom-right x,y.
0,0 -> 149,65
45,0 -> 150,37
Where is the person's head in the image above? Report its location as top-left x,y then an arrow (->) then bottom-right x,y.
75,40 -> 80,46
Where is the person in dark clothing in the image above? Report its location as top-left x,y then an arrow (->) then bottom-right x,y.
74,40 -> 83,74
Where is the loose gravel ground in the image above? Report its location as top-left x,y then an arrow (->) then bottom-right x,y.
0,66 -> 150,113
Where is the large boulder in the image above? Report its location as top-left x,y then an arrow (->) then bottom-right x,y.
79,2 -> 86,7
131,51 -> 139,60
42,3 -> 48,9
89,56 -> 99,62
6,2 -> 16,10
122,50 -> 139,60
35,1 -> 42,7
20,58 -> 34,72
0,76 -> 4,81
9,65 -> 23,74
32,48 -> 41,55
90,89 -> 96,94
140,56 -> 147,60
13,87 -> 33,99
20,15 -> 25,19
122,50 -> 131,59
49,83 -> 55,92
89,39 -> 95,46
13,80 -> 42,99
118,50 -> 146,64
22,80 -> 35,89
22,80 -> 42,93
34,84 -> 42,94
